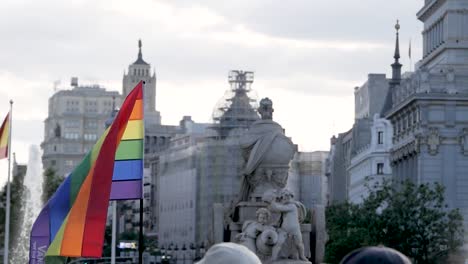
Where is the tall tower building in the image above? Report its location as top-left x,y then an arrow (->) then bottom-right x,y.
418,0 -> 468,70
123,40 -> 160,125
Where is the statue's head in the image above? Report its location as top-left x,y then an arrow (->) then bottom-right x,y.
256,208 -> 271,224
279,189 -> 294,203
258,98 -> 273,120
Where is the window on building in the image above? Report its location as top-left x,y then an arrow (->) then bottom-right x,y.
378,131 -> 384,144
377,163 -> 384,175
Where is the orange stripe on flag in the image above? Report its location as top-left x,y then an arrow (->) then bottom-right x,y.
60,165 -> 95,256
129,99 -> 143,120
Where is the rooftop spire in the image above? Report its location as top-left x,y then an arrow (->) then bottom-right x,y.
381,20 -> 403,116
394,20 -> 401,61
391,20 -> 402,85
138,39 -> 142,60
133,39 -> 149,65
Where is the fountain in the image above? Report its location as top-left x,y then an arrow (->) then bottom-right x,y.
10,145 -> 44,263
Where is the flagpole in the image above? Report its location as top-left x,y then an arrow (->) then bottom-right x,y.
138,81 -> 145,264
106,99 -> 118,264
111,201 -> 117,264
409,38 -> 412,72
138,198 -> 143,264
3,100 -> 13,264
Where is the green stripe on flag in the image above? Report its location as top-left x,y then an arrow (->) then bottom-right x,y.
115,140 -> 143,160
70,153 -> 91,204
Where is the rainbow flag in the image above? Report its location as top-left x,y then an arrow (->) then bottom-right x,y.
29,82 -> 144,263
110,89 -> 144,200
0,112 -> 9,159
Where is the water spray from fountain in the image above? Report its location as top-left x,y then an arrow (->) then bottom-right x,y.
10,145 -> 44,263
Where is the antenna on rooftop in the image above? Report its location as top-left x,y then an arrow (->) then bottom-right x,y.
53,80 -> 61,92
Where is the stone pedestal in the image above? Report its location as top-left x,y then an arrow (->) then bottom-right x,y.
311,205 -> 326,264
213,203 -> 224,243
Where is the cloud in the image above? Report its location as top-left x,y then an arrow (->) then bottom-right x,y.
0,0 -> 427,168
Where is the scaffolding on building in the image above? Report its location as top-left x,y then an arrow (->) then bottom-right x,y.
210,70 -> 259,138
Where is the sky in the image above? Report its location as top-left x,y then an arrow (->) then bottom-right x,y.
0,0 -> 424,184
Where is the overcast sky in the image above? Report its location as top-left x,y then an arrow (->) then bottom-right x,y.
0,0 -> 424,184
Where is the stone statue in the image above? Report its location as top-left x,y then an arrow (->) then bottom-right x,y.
239,98 -> 296,201
236,208 -> 273,254
228,98 -> 310,263
267,189 -> 308,262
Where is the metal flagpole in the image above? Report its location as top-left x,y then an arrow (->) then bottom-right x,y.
3,100 -> 13,264
111,201 -> 117,264
138,198 -> 143,264
409,38 -> 412,72
106,97 -> 118,264
138,81 -> 145,264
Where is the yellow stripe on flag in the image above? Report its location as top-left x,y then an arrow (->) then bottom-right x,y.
122,120 -> 143,140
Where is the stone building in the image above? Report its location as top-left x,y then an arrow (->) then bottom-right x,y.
381,0 -> 468,256
327,74 -> 393,204
348,115 -> 393,204
41,78 -> 121,177
156,71 -> 260,250
326,130 -> 352,204
287,151 -> 329,208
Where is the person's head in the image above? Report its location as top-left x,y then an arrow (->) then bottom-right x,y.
256,208 -> 271,224
340,246 -> 412,264
196,243 -> 261,264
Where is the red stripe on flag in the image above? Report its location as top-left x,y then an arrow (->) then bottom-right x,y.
81,81 -> 143,257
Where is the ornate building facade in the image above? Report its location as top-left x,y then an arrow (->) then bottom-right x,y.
382,0 -> 468,254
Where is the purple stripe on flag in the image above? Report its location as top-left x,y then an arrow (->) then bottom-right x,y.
110,180 -> 142,200
29,207 -> 50,264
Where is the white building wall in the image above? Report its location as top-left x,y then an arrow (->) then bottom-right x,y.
349,115 -> 393,204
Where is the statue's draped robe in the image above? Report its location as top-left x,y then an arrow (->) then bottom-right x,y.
239,121 -> 284,201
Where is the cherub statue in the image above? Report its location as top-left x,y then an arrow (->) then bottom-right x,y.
236,208 -> 272,254
267,189 -> 308,261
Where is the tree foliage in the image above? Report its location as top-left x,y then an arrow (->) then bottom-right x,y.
42,167 -> 63,204
0,164 -> 26,248
325,180 -> 464,264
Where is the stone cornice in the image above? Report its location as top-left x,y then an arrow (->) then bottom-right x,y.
417,0 -> 446,21
386,94 -> 468,119
390,139 -> 419,163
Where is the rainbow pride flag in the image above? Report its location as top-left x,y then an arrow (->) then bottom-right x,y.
110,90 -> 143,200
0,112 -> 10,159
29,82 -> 144,263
